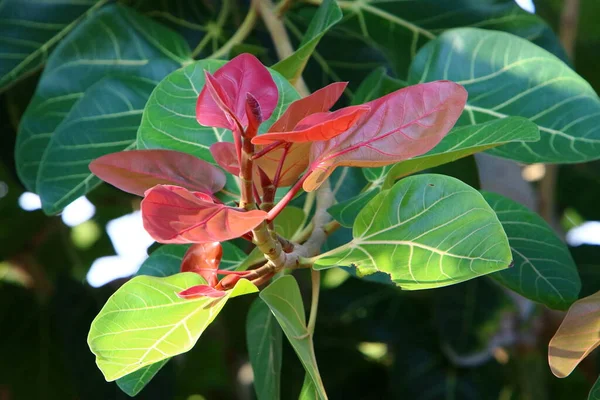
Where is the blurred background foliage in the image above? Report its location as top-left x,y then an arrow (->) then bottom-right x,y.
2,0 -> 600,399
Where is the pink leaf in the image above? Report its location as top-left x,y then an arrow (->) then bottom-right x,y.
255,143 -> 311,187
303,81 -> 468,191
177,284 -> 226,299
252,105 -> 370,145
180,242 -> 222,287
268,82 -> 347,133
210,142 -> 240,176
89,150 -> 226,197
141,185 -> 267,243
196,53 -> 278,131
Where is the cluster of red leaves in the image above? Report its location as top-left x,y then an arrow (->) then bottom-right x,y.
90,53 -> 467,297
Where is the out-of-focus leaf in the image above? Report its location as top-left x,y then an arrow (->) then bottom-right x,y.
314,174 -> 512,290
260,276 -> 327,400
88,273 -> 257,381
410,28 -> 600,163
549,290 -> 600,378
141,185 -> 266,244
589,375 -> 600,400
273,0 -> 341,84
304,81 -> 467,191
246,298 -> 282,400
327,189 -> 378,228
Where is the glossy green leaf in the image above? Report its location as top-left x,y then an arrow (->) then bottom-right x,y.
137,242 -> 247,278
274,206 -> 305,239
351,67 -> 406,105
327,189 -> 378,228
384,118 -> 540,187
116,359 -> 168,397
273,0 -> 341,83
260,276 -> 327,400
590,375 -> 600,400
246,298 -> 282,400
409,28 -> 600,163
137,59 -> 300,199
15,4 -> 190,195
88,273 -> 257,381
314,174 -> 512,290
0,0 -> 106,92
36,76 -> 155,214
483,192 -> 581,310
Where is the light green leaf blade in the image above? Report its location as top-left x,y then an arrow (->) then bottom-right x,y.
88,273 -> 257,381
260,276 -> 327,400
0,0 -> 106,92
15,3 -> 191,195
384,118 -> 540,187
137,59 -> 300,199
483,191 -> 581,310
273,0 -> 341,83
36,76 -> 155,214
246,298 -> 282,400
590,375 -> 600,400
327,189 -> 378,228
116,358 -> 168,397
409,28 -> 600,163
299,374 -> 318,400
137,242 -> 247,278
314,174 -> 512,290
274,206 -> 305,239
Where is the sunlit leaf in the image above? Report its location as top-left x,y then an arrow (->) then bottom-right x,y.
409,28 -> 600,163
304,81 -> 467,191
549,290 -> 600,378
90,150 -> 226,197
260,276 -> 327,399
88,273 -> 257,381
314,174 -> 512,290
246,298 -> 282,400
141,185 -> 266,244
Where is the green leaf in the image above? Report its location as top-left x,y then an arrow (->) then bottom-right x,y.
483,191 -> 581,310
314,174 -> 512,290
298,374 -> 318,400
590,376 -> 600,400
409,28 -> 600,163
246,298 -> 282,400
274,206 -> 305,239
15,4 -> 190,196
137,242 -> 247,278
88,273 -> 257,381
116,359 -> 168,397
327,189 -> 378,228
384,118 -> 540,187
0,0 -> 107,92
137,59 -> 300,199
35,76 -> 155,214
273,0 -> 341,83
260,276 -> 327,400
351,67 -> 406,105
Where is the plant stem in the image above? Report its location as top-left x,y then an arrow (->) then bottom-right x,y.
239,135 -> 256,209
307,269 -> 320,335
208,1 -> 258,59
191,0 -> 231,58
253,141 -> 283,159
267,173 -> 309,221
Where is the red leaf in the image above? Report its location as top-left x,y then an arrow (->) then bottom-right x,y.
210,142 -> 240,176
255,143 -> 311,187
303,81 -> 468,191
180,242 -> 222,287
89,150 -> 226,197
177,284 -> 226,299
252,105 -> 370,145
196,54 -> 278,131
268,82 -> 347,133
141,185 -> 267,243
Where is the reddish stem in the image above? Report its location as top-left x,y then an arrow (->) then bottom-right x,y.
267,172 -> 310,221
252,141 -> 283,159
252,183 -> 262,206
272,143 -> 291,188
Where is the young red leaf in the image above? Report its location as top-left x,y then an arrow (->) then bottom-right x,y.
177,284 -> 226,299
196,53 -> 278,130
141,185 -> 267,244
180,242 -> 222,287
210,142 -> 240,176
252,105 -> 369,145
255,143 -> 311,187
268,82 -> 347,133
89,150 -> 226,197
303,81 -> 468,191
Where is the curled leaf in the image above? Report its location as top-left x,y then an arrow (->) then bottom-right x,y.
196,53 -> 278,130
304,81 -> 468,191
141,185 -> 267,243
180,242 -> 222,287
177,284 -> 226,299
90,150 -> 226,196
210,142 -> 240,176
251,105 -> 370,145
